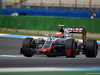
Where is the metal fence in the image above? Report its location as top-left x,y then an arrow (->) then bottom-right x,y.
0,0 -> 100,12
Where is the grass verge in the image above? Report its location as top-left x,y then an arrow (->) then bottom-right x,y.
0,71 -> 100,75
0,30 -> 100,41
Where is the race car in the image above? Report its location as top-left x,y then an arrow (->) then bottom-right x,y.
20,26 -> 98,58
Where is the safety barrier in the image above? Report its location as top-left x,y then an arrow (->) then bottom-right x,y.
1,9 -> 100,18
0,16 -> 100,33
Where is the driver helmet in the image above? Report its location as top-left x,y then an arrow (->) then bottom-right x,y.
55,32 -> 63,38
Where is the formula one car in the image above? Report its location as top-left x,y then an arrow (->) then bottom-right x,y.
20,26 -> 98,58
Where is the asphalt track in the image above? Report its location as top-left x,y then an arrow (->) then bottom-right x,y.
0,37 -> 100,68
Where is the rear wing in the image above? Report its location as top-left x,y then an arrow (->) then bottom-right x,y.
58,25 -> 86,43
66,28 -> 86,43
66,28 -> 85,33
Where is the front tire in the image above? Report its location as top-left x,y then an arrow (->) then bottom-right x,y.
65,39 -> 77,58
85,40 -> 98,58
21,38 -> 36,57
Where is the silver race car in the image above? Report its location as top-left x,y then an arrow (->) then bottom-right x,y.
20,26 -> 98,58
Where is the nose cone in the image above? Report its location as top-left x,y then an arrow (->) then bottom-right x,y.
40,48 -> 50,53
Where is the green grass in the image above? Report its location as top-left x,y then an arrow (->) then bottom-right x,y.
0,71 -> 100,75
0,30 -> 100,41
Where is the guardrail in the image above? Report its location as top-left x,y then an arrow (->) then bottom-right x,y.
1,9 -> 100,18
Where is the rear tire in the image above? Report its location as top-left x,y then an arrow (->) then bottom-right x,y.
85,40 -> 98,58
21,38 -> 36,57
65,39 -> 77,58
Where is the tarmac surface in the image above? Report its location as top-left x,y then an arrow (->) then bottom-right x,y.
0,37 -> 100,68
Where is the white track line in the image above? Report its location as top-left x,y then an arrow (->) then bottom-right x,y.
0,67 -> 100,72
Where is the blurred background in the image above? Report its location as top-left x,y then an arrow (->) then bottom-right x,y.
0,0 -> 100,16
0,0 -> 100,33
1,0 -> 100,10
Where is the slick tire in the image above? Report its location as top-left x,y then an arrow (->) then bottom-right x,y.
22,38 -> 35,57
85,40 -> 98,58
65,39 -> 77,58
